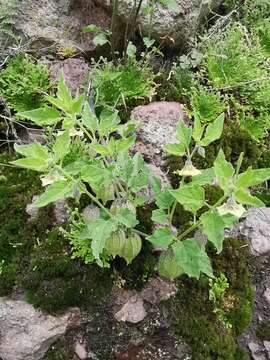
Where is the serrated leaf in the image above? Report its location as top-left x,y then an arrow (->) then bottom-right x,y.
53,131 -> 70,162
82,102 -> 98,133
217,202 -> 246,218
200,210 -> 225,253
57,72 -> 72,104
164,143 -> 186,156
147,228 -> 174,248
170,184 -> 205,213
14,142 -> 48,159
33,180 -> 73,208
115,136 -> 135,153
234,189 -> 264,207
115,208 -> 138,228
192,113 -> 204,142
214,149 -> 235,194
151,209 -> 168,224
18,107 -> 61,126
176,121 -> 192,149
200,113 -> 224,146
99,109 -> 120,137
88,218 -> 118,264
236,168 -> 270,188
91,142 -> 110,155
11,157 -> 49,172
151,177 -> 174,209
191,168 -> 215,186
172,238 -> 213,279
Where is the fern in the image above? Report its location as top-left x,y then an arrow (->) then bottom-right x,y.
0,0 -> 18,50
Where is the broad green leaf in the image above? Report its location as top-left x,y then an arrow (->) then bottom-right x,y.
192,113 -> 204,142
236,168 -> 270,188
14,142 -> 48,160
93,33 -> 109,46
53,131 -> 70,162
18,107 -> 61,126
214,149 -> 235,194
71,95 -> 84,115
88,218 -> 117,264
172,238 -> 213,279
126,42 -> 137,58
143,37 -> 155,48
82,103 -> 98,133
200,113 -> 224,146
151,177 -> 174,209
115,208 -> 139,228
46,95 -> 70,114
151,209 -> 168,224
33,180 -> 73,208
164,143 -> 186,156
147,227 -> 174,248
176,121 -> 192,149
11,157 -> 49,172
99,109 -> 120,137
170,184 -> 205,213
234,189 -> 264,207
115,136 -> 135,153
91,143 -> 110,156
192,168 -> 215,186
200,210 -> 225,253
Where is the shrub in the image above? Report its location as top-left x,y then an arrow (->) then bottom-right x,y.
0,55 -> 51,112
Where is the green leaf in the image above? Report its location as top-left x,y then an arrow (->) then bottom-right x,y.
53,131 -> 70,162
143,37 -> 155,48
115,208 -> 139,228
192,113 -> 204,142
93,33 -> 109,46
82,103 -> 98,133
99,109 -> 120,137
172,238 -> 213,279
115,136 -> 135,153
126,42 -> 137,58
18,107 -> 61,126
234,189 -> 264,207
14,142 -> 48,160
88,218 -> 117,264
170,184 -> 205,213
158,248 -> 183,279
11,157 -> 49,172
147,228 -> 174,248
217,202 -> 246,218
151,209 -> 168,224
71,95 -> 84,115
164,143 -> 186,156
83,24 -> 102,33
57,72 -> 72,104
200,113 -> 224,146
176,121 -> 192,149
158,0 -> 179,11
91,143 -> 110,156
151,177 -> 174,209
236,168 -> 270,188
33,180 -> 73,208
191,168 -> 215,186
200,210 -> 225,253
214,149 -> 235,194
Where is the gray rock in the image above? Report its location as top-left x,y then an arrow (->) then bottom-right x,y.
141,277 -> 178,305
49,58 -> 90,95
26,195 -> 40,220
53,199 -> 68,225
0,297 -> 82,360
114,294 -> 147,323
14,0 -> 111,56
248,342 -> 267,360
74,341 -> 88,360
263,288 -> 270,306
263,341 -> 270,355
96,0 -> 222,47
240,208 -> 270,256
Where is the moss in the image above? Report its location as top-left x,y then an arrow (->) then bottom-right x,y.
256,321 -> 270,341
43,338 -> 74,360
165,237 -> 253,360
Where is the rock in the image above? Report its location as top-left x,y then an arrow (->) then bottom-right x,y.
263,288 -> 270,306
74,341 -> 88,360
49,58 -> 90,95
14,0 -> 111,56
263,341 -> 270,355
0,297 -> 82,360
96,0 -> 222,47
240,208 -> 270,256
26,195 -> 40,220
53,199 -> 68,225
248,342 -> 267,360
114,294 -> 147,324
141,277 -> 178,305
